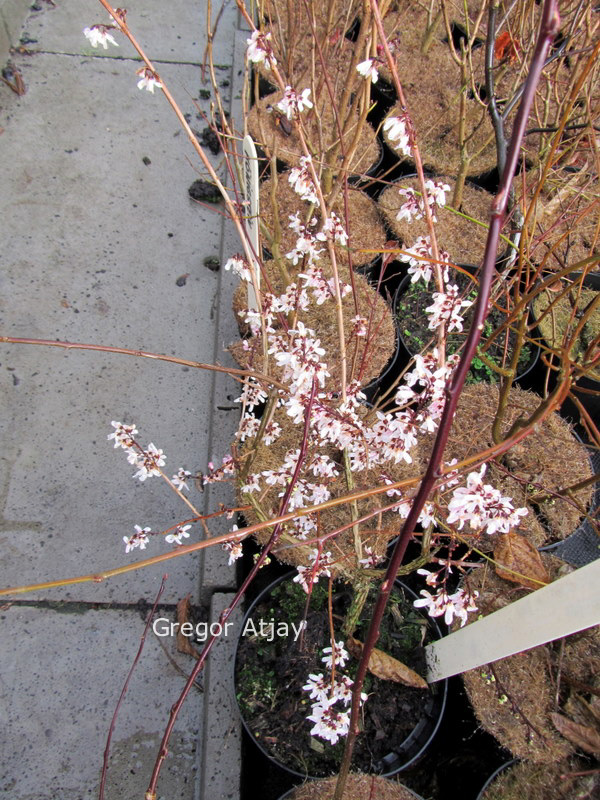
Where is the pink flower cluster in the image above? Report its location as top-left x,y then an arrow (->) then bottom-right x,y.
447,464 -> 528,535
414,586 -> 479,627
276,86 -> 313,120
303,641 -> 367,745
288,156 -> 320,205
396,180 -> 451,224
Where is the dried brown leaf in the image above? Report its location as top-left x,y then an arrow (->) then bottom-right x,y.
494,531 -> 550,590
346,637 -> 428,689
176,595 -> 200,660
550,712 -> 600,755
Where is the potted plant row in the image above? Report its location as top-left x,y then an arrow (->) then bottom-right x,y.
226,1 -> 599,798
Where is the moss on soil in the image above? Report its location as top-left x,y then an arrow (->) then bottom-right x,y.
459,558 -> 600,764
480,759 -> 600,800
229,259 -> 396,388
238,407 -> 424,576
254,25 -> 359,102
378,176 -> 492,267
254,0 -> 362,91
533,284 -> 600,381
259,174 -> 387,268
420,384 -> 595,548
381,76 -> 497,177
517,171 -> 600,272
248,96 -> 381,177
286,774 -> 420,800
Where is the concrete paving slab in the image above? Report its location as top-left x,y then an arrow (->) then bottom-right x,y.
0,0 -> 29,66
199,592 -> 242,800
198,20 -> 247,599
22,0 -> 238,69
0,604 -> 204,799
0,53 -> 235,602
1,2 -> 244,798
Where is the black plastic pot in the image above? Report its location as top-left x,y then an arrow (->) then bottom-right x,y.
234,572 -> 448,780
392,272 -> 540,386
347,136 -> 386,192
361,311 -> 406,407
475,759 -> 519,800
532,271 -> 600,425
539,442 -> 600,567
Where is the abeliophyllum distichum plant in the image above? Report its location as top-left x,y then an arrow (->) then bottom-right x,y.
4,0 -> 595,797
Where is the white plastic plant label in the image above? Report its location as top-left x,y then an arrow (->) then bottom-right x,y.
242,134 -> 260,312
425,558 -> 600,682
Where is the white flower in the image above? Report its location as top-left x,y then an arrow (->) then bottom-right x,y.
296,88 -> 313,113
165,524 -> 191,545
414,587 -> 479,626
240,473 -> 261,494
108,420 -> 138,449
223,540 -> 243,565
359,546 -> 384,568
237,414 -> 260,442
136,68 -> 162,93
236,378 -> 268,412
447,464 -> 528,534
263,420 -> 282,445
307,699 -> 350,745
449,588 -> 479,626
123,525 -> 151,553
331,674 -> 368,706
246,30 -> 277,69
276,86 -> 313,119
303,673 -> 330,703
356,58 -> 379,83
132,443 -> 166,481
321,641 -> 349,669
351,315 -> 368,338
223,526 -> 243,565
425,284 -> 472,333
84,25 -> 119,49
417,568 -> 440,587
413,588 -> 452,625
224,255 -> 252,282
403,236 -> 450,284
316,212 -> 348,246
383,114 -> 411,157
172,468 -> 191,491
308,453 -> 339,478
426,179 -> 451,208
288,156 -> 320,205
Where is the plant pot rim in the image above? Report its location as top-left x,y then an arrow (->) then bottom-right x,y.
276,775 -> 427,800
233,571 -> 448,780
392,271 -> 540,383
538,440 -> 600,566
532,270 -> 600,388
475,759 -> 519,800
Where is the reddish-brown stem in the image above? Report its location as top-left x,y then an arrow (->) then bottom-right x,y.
1,401 -> 572,600
333,3 -> 561,796
99,575 -> 167,800
0,335 -> 285,390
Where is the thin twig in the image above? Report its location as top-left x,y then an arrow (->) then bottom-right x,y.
0,335 -> 286,390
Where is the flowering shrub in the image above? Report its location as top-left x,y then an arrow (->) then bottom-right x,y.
3,1 -> 596,797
